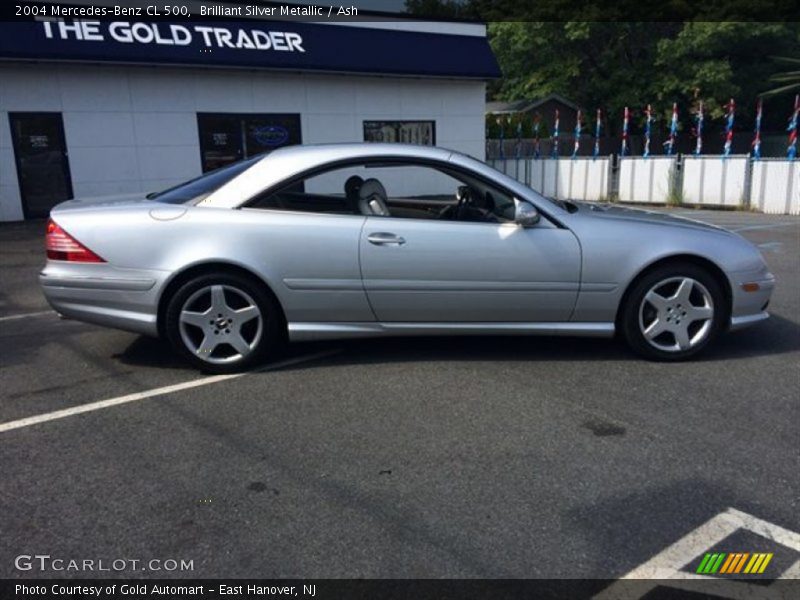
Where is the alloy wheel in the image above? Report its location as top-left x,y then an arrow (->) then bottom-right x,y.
638,276 -> 715,353
178,284 -> 263,364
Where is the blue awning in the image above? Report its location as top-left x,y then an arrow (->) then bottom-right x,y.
0,20 -> 501,79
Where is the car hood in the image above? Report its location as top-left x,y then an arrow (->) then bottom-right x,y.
572,202 -> 729,234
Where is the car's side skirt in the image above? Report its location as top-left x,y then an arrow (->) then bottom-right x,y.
288,322 -> 616,342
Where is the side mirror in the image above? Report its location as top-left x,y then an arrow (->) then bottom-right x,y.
514,198 -> 540,228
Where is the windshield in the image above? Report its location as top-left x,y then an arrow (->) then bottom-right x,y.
147,156 -> 262,205
454,151 -> 571,212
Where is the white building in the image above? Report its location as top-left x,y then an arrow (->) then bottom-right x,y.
0,13 -> 499,221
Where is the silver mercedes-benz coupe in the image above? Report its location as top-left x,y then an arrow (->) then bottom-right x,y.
40,143 -> 774,372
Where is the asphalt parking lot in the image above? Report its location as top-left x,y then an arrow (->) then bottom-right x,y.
0,207 -> 798,582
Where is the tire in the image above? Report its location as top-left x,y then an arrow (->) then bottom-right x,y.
164,271 -> 284,373
620,263 -> 726,361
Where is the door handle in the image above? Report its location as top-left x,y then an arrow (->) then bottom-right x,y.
367,232 -> 406,246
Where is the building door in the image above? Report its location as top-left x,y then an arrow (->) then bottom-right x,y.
9,113 -> 73,219
197,113 -> 302,172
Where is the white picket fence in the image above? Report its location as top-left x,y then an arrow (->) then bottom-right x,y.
681,156 -> 749,207
750,159 -> 800,215
618,157 -> 675,204
489,155 -> 799,215
493,157 -> 612,201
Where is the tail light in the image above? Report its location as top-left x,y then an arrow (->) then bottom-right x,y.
46,219 -> 105,263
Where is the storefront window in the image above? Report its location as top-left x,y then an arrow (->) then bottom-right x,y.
363,120 -> 436,146
197,113 -> 302,172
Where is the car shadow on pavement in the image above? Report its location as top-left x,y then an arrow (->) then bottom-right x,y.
113,335 -> 198,370
705,313 -> 800,360
566,478 -> 797,580
114,312 -> 799,371
114,335 -> 340,370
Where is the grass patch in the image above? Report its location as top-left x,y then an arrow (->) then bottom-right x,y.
666,187 -> 684,207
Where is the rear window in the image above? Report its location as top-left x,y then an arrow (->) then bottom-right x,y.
147,156 -> 261,205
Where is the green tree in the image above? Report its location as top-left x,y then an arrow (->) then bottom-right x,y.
760,56 -> 800,99
486,21 -> 799,132
653,22 -> 798,123
405,2 -> 800,131
488,22 -> 681,133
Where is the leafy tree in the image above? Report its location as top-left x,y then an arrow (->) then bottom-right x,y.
653,22 -> 798,125
487,22 -> 683,133
760,56 -> 800,99
490,22 -> 799,131
405,2 -> 800,132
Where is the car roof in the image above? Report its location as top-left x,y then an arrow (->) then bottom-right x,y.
199,143 -> 454,209
268,142 -> 454,161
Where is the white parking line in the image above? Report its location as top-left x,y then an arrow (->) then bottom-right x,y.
733,222 -> 799,233
0,310 -> 54,322
594,508 -> 800,600
0,348 -> 340,434
758,242 -> 783,253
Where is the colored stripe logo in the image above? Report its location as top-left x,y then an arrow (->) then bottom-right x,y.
696,552 -> 773,574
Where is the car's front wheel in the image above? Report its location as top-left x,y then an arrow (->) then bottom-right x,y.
164,272 -> 283,373
620,263 -> 726,361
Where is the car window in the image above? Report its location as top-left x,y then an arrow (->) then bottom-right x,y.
247,160 -> 515,224
477,157 -> 569,213
248,164 -> 371,215
148,155 -> 262,205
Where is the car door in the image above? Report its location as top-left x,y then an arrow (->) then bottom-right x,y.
240,167 -> 375,324
360,215 -> 581,323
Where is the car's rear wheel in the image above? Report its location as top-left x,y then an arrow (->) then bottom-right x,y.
620,263 -> 725,361
165,272 -> 283,373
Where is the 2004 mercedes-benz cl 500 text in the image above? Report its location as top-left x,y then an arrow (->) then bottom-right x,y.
40,143 -> 774,372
